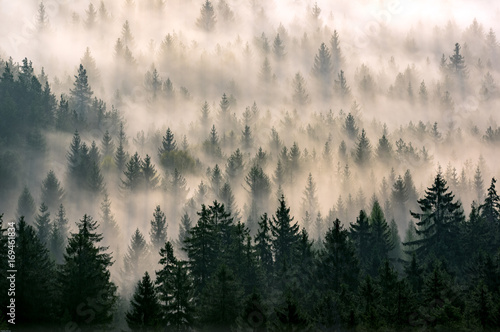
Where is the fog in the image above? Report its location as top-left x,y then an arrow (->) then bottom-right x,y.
1,0 -> 500,311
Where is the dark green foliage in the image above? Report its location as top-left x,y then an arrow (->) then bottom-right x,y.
344,113 -> 358,139
15,217 -> 57,326
271,196 -> 301,277
349,210 -> 372,272
150,205 -> 168,252
376,134 -> 393,162
156,241 -> 195,330
126,272 -> 161,331
59,215 -> 117,327
50,204 -> 68,263
271,293 -> 311,331
34,202 -> 51,247
70,64 -> 93,118
199,264 -> 243,330
115,123 -> 129,173
404,173 -> 464,266
177,212 -> 192,250
354,129 -> 371,167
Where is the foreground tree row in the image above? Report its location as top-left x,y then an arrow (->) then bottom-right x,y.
1,172 -> 500,331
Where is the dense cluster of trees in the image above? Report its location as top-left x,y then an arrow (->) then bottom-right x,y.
1,0 -> 500,331
1,172 -> 500,331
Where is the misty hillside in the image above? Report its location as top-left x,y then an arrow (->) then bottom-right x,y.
1,0 -> 500,331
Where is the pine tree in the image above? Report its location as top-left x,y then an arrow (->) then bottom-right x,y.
403,173 -> 464,266
270,195 -> 301,275
126,272 -> 161,330
331,30 -> 344,74
124,229 -> 150,283
344,113 -> 358,139
199,264 -> 243,329
334,70 -> 351,100
59,214 -> 117,326
197,0 -> 217,31
122,152 -> 143,190
149,206 -> 168,253
474,165 -> 485,203
354,129 -> 372,167
448,43 -> 468,79
350,210 -> 371,272
16,186 -> 36,221
369,201 -> 394,274
292,72 -> 310,106
37,1 -> 49,31
254,213 -> 274,277
302,173 -> 319,219
479,178 -> 500,224
177,212 -> 192,249
225,148 -> 244,181
376,134 -> 393,162
318,218 -> 360,292
312,43 -> 333,84
158,127 -> 177,156
155,241 -> 195,329
35,202 -> 51,247
50,204 -> 68,263
241,125 -> 253,150
70,64 -> 93,117
41,170 -> 65,212
273,33 -> 286,60
115,123 -> 129,173
142,154 -> 160,191
85,3 -> 97,29
15,217 -> 57,325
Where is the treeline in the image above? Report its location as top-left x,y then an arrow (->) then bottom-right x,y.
1,172 -> 500,331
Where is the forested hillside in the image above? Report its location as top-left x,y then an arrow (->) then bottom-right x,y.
1,0 -> 500,331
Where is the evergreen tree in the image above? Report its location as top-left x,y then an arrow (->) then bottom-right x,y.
369,201 -> 394,274
273,33 -> 286,60
150,205 -> 168,252
158,127 -> 177,157
334,70 -> 351,100
225,148 -> 244,181
16,186 -> 36,221
312,43 -> 333,84
177,212 -> 192,250
199,264 -> 243,329
350,210 -> 371,272
448,42 -> 468,79
70,64 -> 93,117
115,123 -> 129,173
122,152 -> 143,190
197,0 -> 217,31
59,214 -> 117,327
37,1 -> 49,31
35,202 -> 51,247
123,229 -> 150,292
302,173 -> 319,219
241,125 -> 253,150
50,204 -> 68,263
344,113 -> 358,139
156,241 -> 195,330
376,134 -> 393,162
41,170 -> 65,212
404,173 -> 464,266
330,30 -> 344,74
354,129 -> 372,167
254,213 -> 274,277
15,217 -> 57,325
126,272 -> 161,331
474,165 -> 485,203
270,196 -> 301,276
292,72 -> 310,106
142,154 -> 160,191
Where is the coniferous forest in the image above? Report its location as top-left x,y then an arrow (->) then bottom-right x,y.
1,0 -> 500,331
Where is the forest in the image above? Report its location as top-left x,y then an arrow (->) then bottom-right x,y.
1,0 -> 500,331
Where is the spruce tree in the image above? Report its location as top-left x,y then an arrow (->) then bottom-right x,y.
270,195 -> 301,275
123,229 -> 150,292
15,217 -> 57,325
35,202 -> 51,247
41,170 -> 65,212
273,33 -> 286,60
292,72 -> 310,106
156,241 -> 195,329
126,272 -> 161,331
115,123 -> 129,173
369,201 -> 394,274
354,129 -> 372,167
59,214 -> 117,327
312,43 -> 333,84
142,154 -> 160,191
150,205 -> 168,252
197,0 -> 217,31
70,64 -> 93,117
254,213 -> 274,277
16,186 -> 36,221
404,173 -> 464,266
122,152 -> 143,190
177,212 -> 192,250
349,210 -> 371,272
